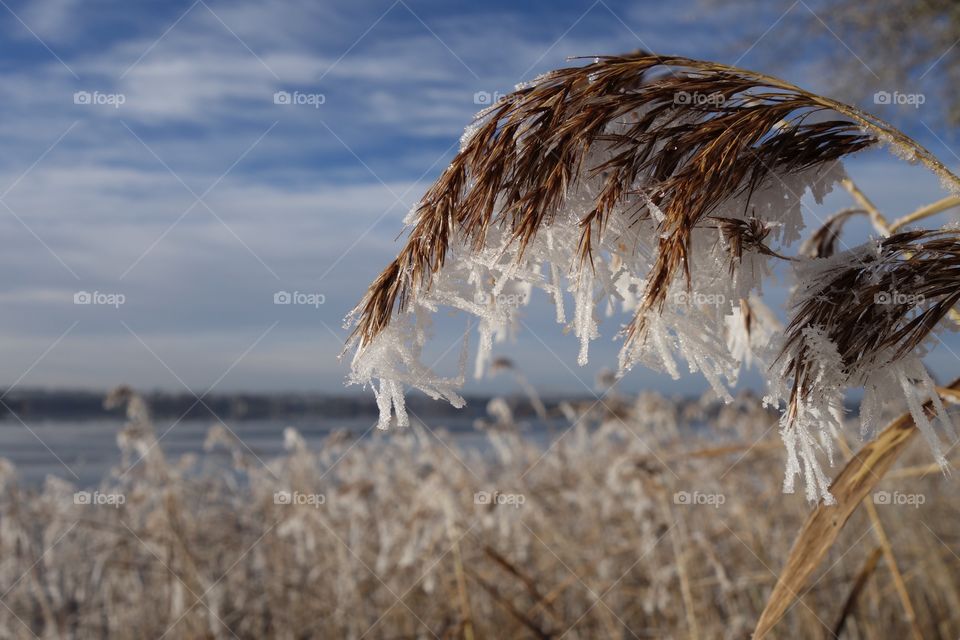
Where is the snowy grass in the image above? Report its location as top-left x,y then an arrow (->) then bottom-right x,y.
0,388 -> 955,639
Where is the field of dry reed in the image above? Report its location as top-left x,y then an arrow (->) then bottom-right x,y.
0,387 -> 954,639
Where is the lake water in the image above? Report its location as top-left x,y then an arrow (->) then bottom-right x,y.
0,415 -> 558,487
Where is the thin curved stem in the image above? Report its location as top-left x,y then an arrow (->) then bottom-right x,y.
841,178 -> 891,235
889,195 -> 960,232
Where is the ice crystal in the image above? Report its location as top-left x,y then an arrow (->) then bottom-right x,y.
349,135 -> 843,440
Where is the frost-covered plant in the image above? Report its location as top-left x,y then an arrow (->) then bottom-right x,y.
346,51 -> 960,503
3,388 -> 959,638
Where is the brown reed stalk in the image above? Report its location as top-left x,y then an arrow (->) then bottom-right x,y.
753,377 -> 960,638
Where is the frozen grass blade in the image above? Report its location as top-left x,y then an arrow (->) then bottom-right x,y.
753,377 -> 960,638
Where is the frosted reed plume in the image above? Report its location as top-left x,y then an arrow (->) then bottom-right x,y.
346,51 -> 960,502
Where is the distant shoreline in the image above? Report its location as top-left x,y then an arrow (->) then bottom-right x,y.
0,389 -> 604,422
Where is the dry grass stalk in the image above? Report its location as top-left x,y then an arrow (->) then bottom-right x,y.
482,545 -> 556,616
831,546 -> 883,638
835,432 -> 923,640
444,504 -> 476,640
841,177 -> 890,235
890,194 -> 960,233
753,376 -> 960,638
464,568 -> 553,640
661,493 -> 700,640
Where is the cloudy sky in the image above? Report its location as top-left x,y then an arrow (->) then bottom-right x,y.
0,0 -> 957,398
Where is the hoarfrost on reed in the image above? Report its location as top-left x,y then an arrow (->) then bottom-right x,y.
347,52 -> 960,503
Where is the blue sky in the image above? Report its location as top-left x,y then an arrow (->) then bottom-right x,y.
0,0 -> 958,397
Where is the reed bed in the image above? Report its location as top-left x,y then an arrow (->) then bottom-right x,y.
0,388 -> 955,639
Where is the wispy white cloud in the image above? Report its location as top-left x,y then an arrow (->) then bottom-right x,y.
0,0 -> 954,394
